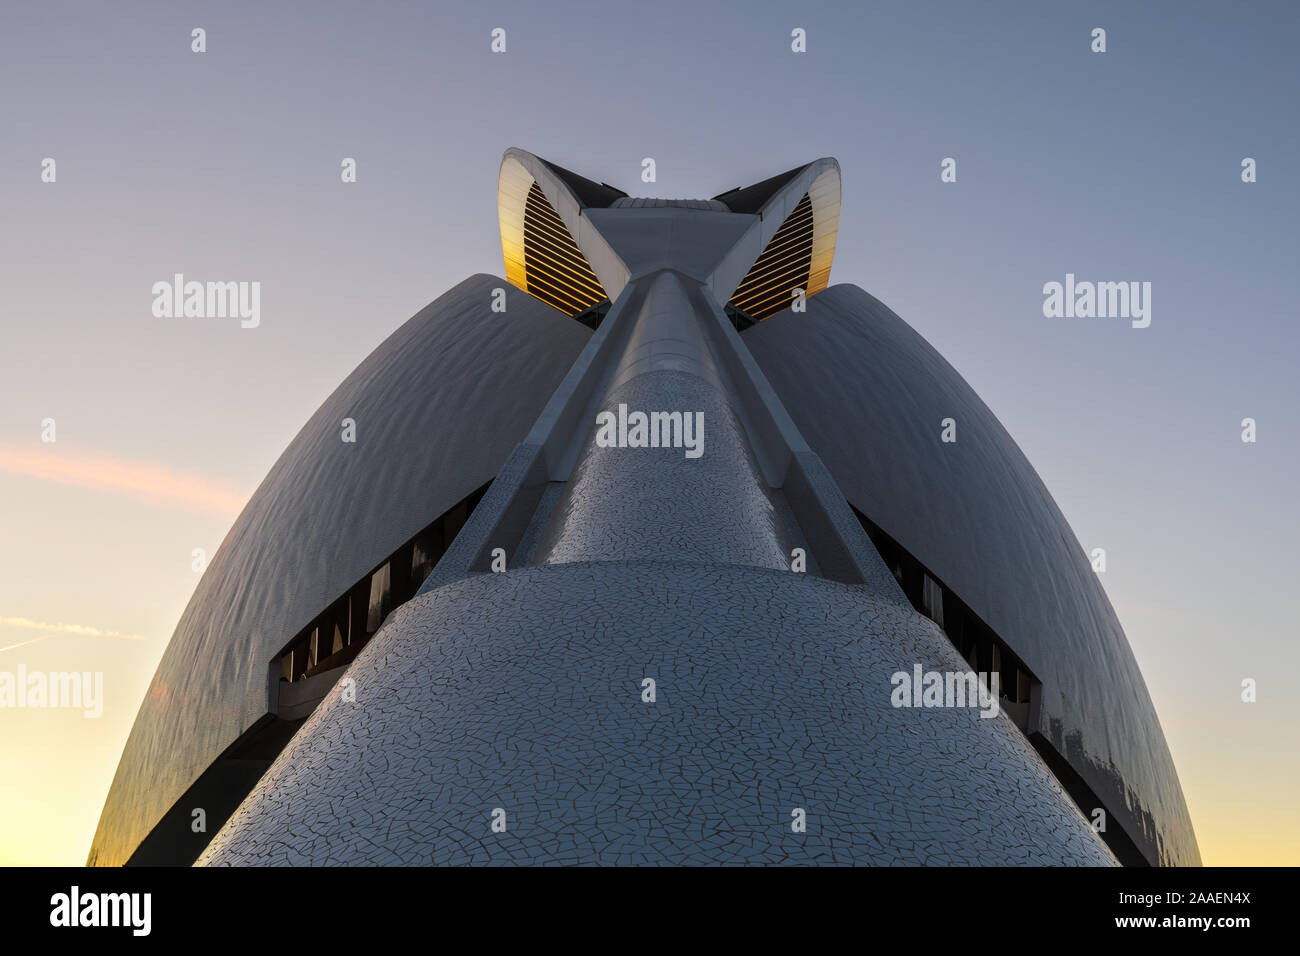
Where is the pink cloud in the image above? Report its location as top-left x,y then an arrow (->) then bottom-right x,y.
0,445 -> 248,517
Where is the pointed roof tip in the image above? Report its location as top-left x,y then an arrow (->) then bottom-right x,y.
504,148 -> 838,213
501,147 -> 627,208
712,158 -> 839,214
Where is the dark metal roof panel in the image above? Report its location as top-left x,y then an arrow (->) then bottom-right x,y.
539,158 -> 628,208
713,165 -> 806,213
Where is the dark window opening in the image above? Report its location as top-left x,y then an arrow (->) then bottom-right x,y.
724,303 -> 758,333
273,481 -> 491,684
573,299 -> 612,331
850,506 -> 1037,718
365,563 -> 391,635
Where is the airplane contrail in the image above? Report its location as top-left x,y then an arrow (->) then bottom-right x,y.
0,635 -> 51,654
0,616 -> 149,644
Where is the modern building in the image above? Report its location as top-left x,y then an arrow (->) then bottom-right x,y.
89,149 -> 1200,866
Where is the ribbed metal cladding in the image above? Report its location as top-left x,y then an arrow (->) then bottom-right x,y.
522,182 -> 608,315
729,193 -> 815,320
499,156 -> 609,316
727,164 -> 841,322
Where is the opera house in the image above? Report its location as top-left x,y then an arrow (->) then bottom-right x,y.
88,149 -> 1200,866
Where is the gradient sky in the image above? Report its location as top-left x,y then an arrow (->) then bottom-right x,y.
1,0 -> 1296,866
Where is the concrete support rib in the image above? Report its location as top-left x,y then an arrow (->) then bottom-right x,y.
606,270 -> 722,391
419,262 -> 907,601
533,270 -> 792,570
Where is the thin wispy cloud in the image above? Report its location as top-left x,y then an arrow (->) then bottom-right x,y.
0,635 -> 51,655
0,616 -> 149,644
0,445 -> 248,517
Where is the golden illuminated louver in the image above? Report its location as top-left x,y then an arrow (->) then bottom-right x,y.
499,156 -> 608,316
728,167 -> 840,321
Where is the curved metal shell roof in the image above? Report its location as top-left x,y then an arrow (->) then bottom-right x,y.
743,284 -> 1201,866
88,275 -> 591,866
